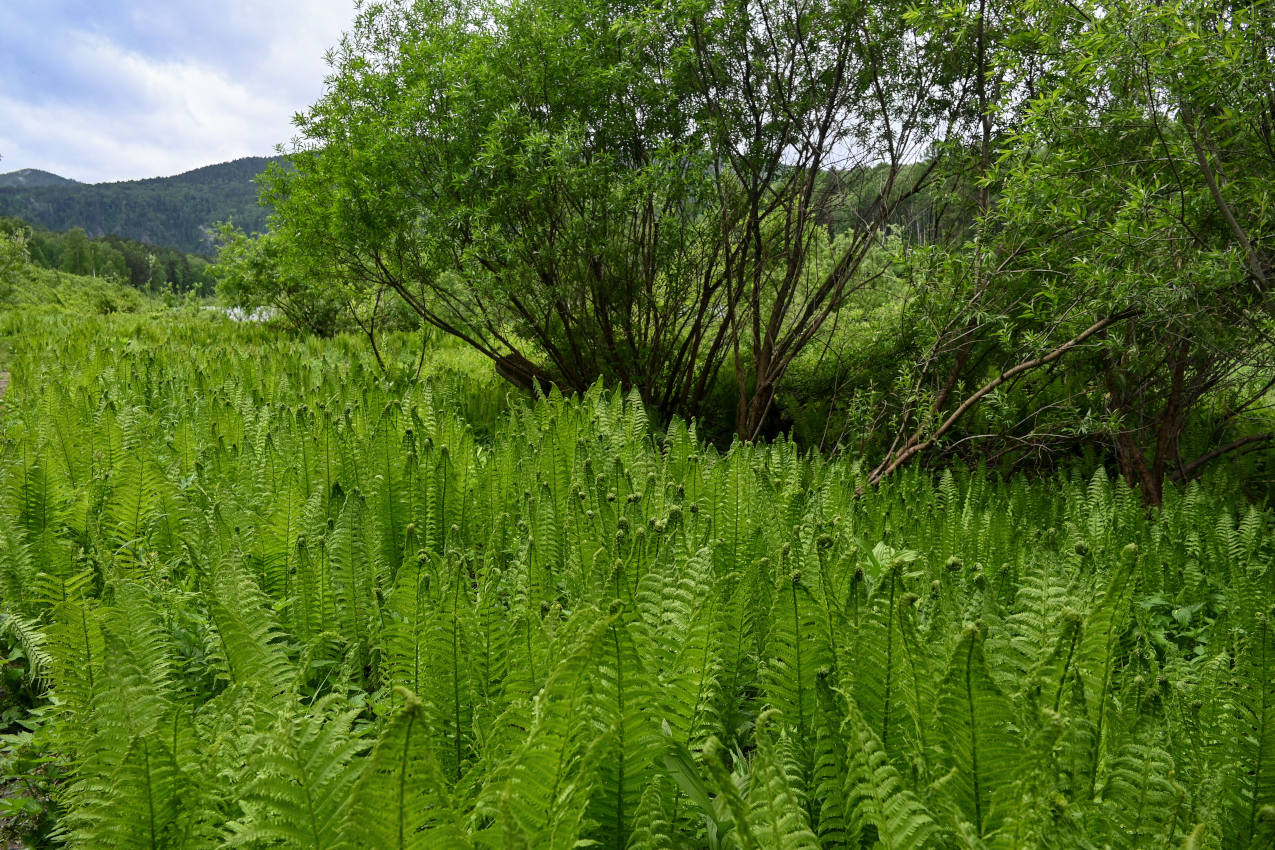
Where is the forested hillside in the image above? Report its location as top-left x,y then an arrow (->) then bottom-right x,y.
0,170 -> 78,190
0,215 -> 216,294
0,156 -> 279,255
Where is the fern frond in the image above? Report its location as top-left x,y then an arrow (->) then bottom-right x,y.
844,695 -> 941,850
586,616 -> 659,849
743,713 -> 821,850
1098,731 -> 1183,847
204,554 -> 295,693
0,512 -> 37,613
811,675 -> 857,848
1223,612 -> 1275,848
327,493 -> 378,680
475,610 -> 612,849
44,598 -> 105,723
1077,554 -> 1136,792
626,775 -> 679,850
932,623 -> 1022,838
761,568 -> 834,780
2,611 -> 51,688
338,688 -> 472,848
225,699 -> 367,849
850,564 -> 930,764
67,734 -> 186,850
633,545 -> 721,747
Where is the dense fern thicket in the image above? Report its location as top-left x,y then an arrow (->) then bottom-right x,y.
1,312 -> 1273,848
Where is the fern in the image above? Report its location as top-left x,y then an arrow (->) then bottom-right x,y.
474,610 -> 612,848
634,545 -> 722,747
810,675 -> 856,848
1077,552 -> 1136,794
44,598 -> 105,725
2,611 -> 51,688
63,624 -> 190,849
3,311 -> 1274,847
741,713 -> 821,850
224,700 -> 367,848
850,563 -> 929,765
69,733 -> 186,849
326,493 -> 378,681
337,690 -> 472,849
379,551 -> 433,702
1223,612 -> 1275,847
626,775 -> 679,850
1098,731 -> 1183,846
932,623 -> 1022,838
760,565 -> 834,795
204,554 -> 295,693
586,616 -> 660,848
843,693 -> 941,850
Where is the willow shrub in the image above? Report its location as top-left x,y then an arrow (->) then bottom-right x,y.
0,311 -> 1272,849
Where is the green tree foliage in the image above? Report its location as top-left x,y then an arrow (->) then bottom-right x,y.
265,0 -> 980,439
0,309 -> 1271,847
253,0 -> 1275,499
212,225 -> 345,335
0,215 -> 216,295
866,0 -> 1275,504
0,226 -> 30,301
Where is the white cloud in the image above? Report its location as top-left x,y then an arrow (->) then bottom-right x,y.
0,0 -> 354,183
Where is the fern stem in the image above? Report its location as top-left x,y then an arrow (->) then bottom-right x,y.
791,578 -> 806,745
141,739 -> 158,850
882,571 -> 896,750
1249,619 -> 1271,843
963,633 -> 983,832
612,624 -> 627,845
397,708 -> 418,849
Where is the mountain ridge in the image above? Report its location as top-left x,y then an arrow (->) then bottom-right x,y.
0,168 -> 80,189
0,156 -> 283,255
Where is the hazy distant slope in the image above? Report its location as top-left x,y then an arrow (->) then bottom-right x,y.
0,156 -> 281,255
0,169 -> 80,189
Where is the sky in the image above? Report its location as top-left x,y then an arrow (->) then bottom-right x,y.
0,0 -> 356,184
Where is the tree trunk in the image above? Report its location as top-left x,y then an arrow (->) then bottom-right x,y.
736,381 -> 776,443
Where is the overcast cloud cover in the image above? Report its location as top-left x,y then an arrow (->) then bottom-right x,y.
0,0 -> 355,183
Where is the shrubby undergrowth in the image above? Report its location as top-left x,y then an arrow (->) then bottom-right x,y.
0,312 -> 1272,848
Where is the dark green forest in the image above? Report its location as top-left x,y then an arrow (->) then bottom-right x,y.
0,216 -> 216,295
0,170 -> 79,190
0,156 -> 278,256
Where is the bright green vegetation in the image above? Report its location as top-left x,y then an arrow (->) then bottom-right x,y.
248,0 -> 1275,506
1,311 -> 1272,848
0,256 -> 155,317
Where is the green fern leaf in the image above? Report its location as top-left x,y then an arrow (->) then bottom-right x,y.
851,564 -> 930,762
225,700 -> 367,849
1098,731 -> 1183,847
337,690 -> 472,849
744,714 -> 821,850
844,694 -> 941,850
932,623 -> 1023,837
1224,612 -> 1275,847
586,616 -> 660,848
